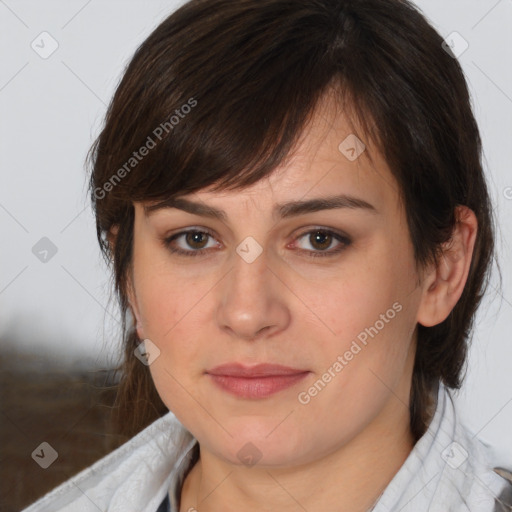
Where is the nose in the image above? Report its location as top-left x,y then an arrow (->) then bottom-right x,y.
215,247 -> 291,341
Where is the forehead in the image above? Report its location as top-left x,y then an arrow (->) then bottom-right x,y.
265,98 -> 396,205
142,93 -> 401,220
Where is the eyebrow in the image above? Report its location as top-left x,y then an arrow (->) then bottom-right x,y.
143,194 -> 378,221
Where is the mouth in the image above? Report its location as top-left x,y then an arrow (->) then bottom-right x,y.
205,363 -> 310,399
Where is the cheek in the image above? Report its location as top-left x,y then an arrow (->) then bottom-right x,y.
296,291 -> 418,443
310,240 -> 414,347
305,238 -> 419,391
136,270 -> 209,416
130,248 -> 203,371
136,275 -> 179,336
136,272 -> 204,359
133,242 -> 205,339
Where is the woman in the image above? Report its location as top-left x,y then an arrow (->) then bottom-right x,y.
23,0 -> 512,510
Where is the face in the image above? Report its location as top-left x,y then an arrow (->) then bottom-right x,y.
127,96 -> 426,468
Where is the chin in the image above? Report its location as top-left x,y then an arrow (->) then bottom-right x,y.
210,422 -> 309,467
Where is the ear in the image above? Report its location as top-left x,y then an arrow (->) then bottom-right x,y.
106,225 -> 119,257
126,276 -> 146,340
416,206 -> 478,327
109,224 -> 146,340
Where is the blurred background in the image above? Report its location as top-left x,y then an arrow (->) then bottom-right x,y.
1,0 -> 511,510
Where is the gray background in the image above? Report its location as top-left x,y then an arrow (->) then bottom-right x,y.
1,0 -> 511,463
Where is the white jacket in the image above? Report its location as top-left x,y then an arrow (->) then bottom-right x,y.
22,382 -> 512,512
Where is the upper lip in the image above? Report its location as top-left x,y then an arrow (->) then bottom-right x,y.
206,363 -> 308,377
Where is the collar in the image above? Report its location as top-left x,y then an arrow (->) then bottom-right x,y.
372,382 -> 509,511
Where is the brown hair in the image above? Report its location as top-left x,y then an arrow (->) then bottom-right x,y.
87,0 -> 496,441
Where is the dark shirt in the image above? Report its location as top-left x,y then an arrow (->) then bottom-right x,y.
156,494 -> 170,512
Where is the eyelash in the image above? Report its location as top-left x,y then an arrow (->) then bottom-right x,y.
162,228 -> 352,259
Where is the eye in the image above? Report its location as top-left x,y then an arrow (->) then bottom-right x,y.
291,229 -> 351,258
162,227 -> 351,258
163,229 -> 219,257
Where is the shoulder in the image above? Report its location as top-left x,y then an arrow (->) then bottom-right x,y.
443,387 -> 512,511
408,383 -> 512,511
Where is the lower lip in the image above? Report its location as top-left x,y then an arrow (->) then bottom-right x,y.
207,372 -> 310,399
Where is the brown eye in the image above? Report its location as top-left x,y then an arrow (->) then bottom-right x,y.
163,229 -> 219,257
293,228 -> 351,258
185,231 -> 209,249
309,231 -> 333,251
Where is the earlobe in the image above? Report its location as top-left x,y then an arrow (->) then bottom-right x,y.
416,206 -> 478,327
107,225 -> 119,256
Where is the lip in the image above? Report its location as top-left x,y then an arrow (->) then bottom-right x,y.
206,363 -> 310,399
207,363 -> 308,377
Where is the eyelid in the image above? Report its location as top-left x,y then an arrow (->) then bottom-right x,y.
162,227 -> 220,255
293,226 -> 351,243
289,227 -> 351,257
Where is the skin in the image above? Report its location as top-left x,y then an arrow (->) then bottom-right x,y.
125,93 -> 477,512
